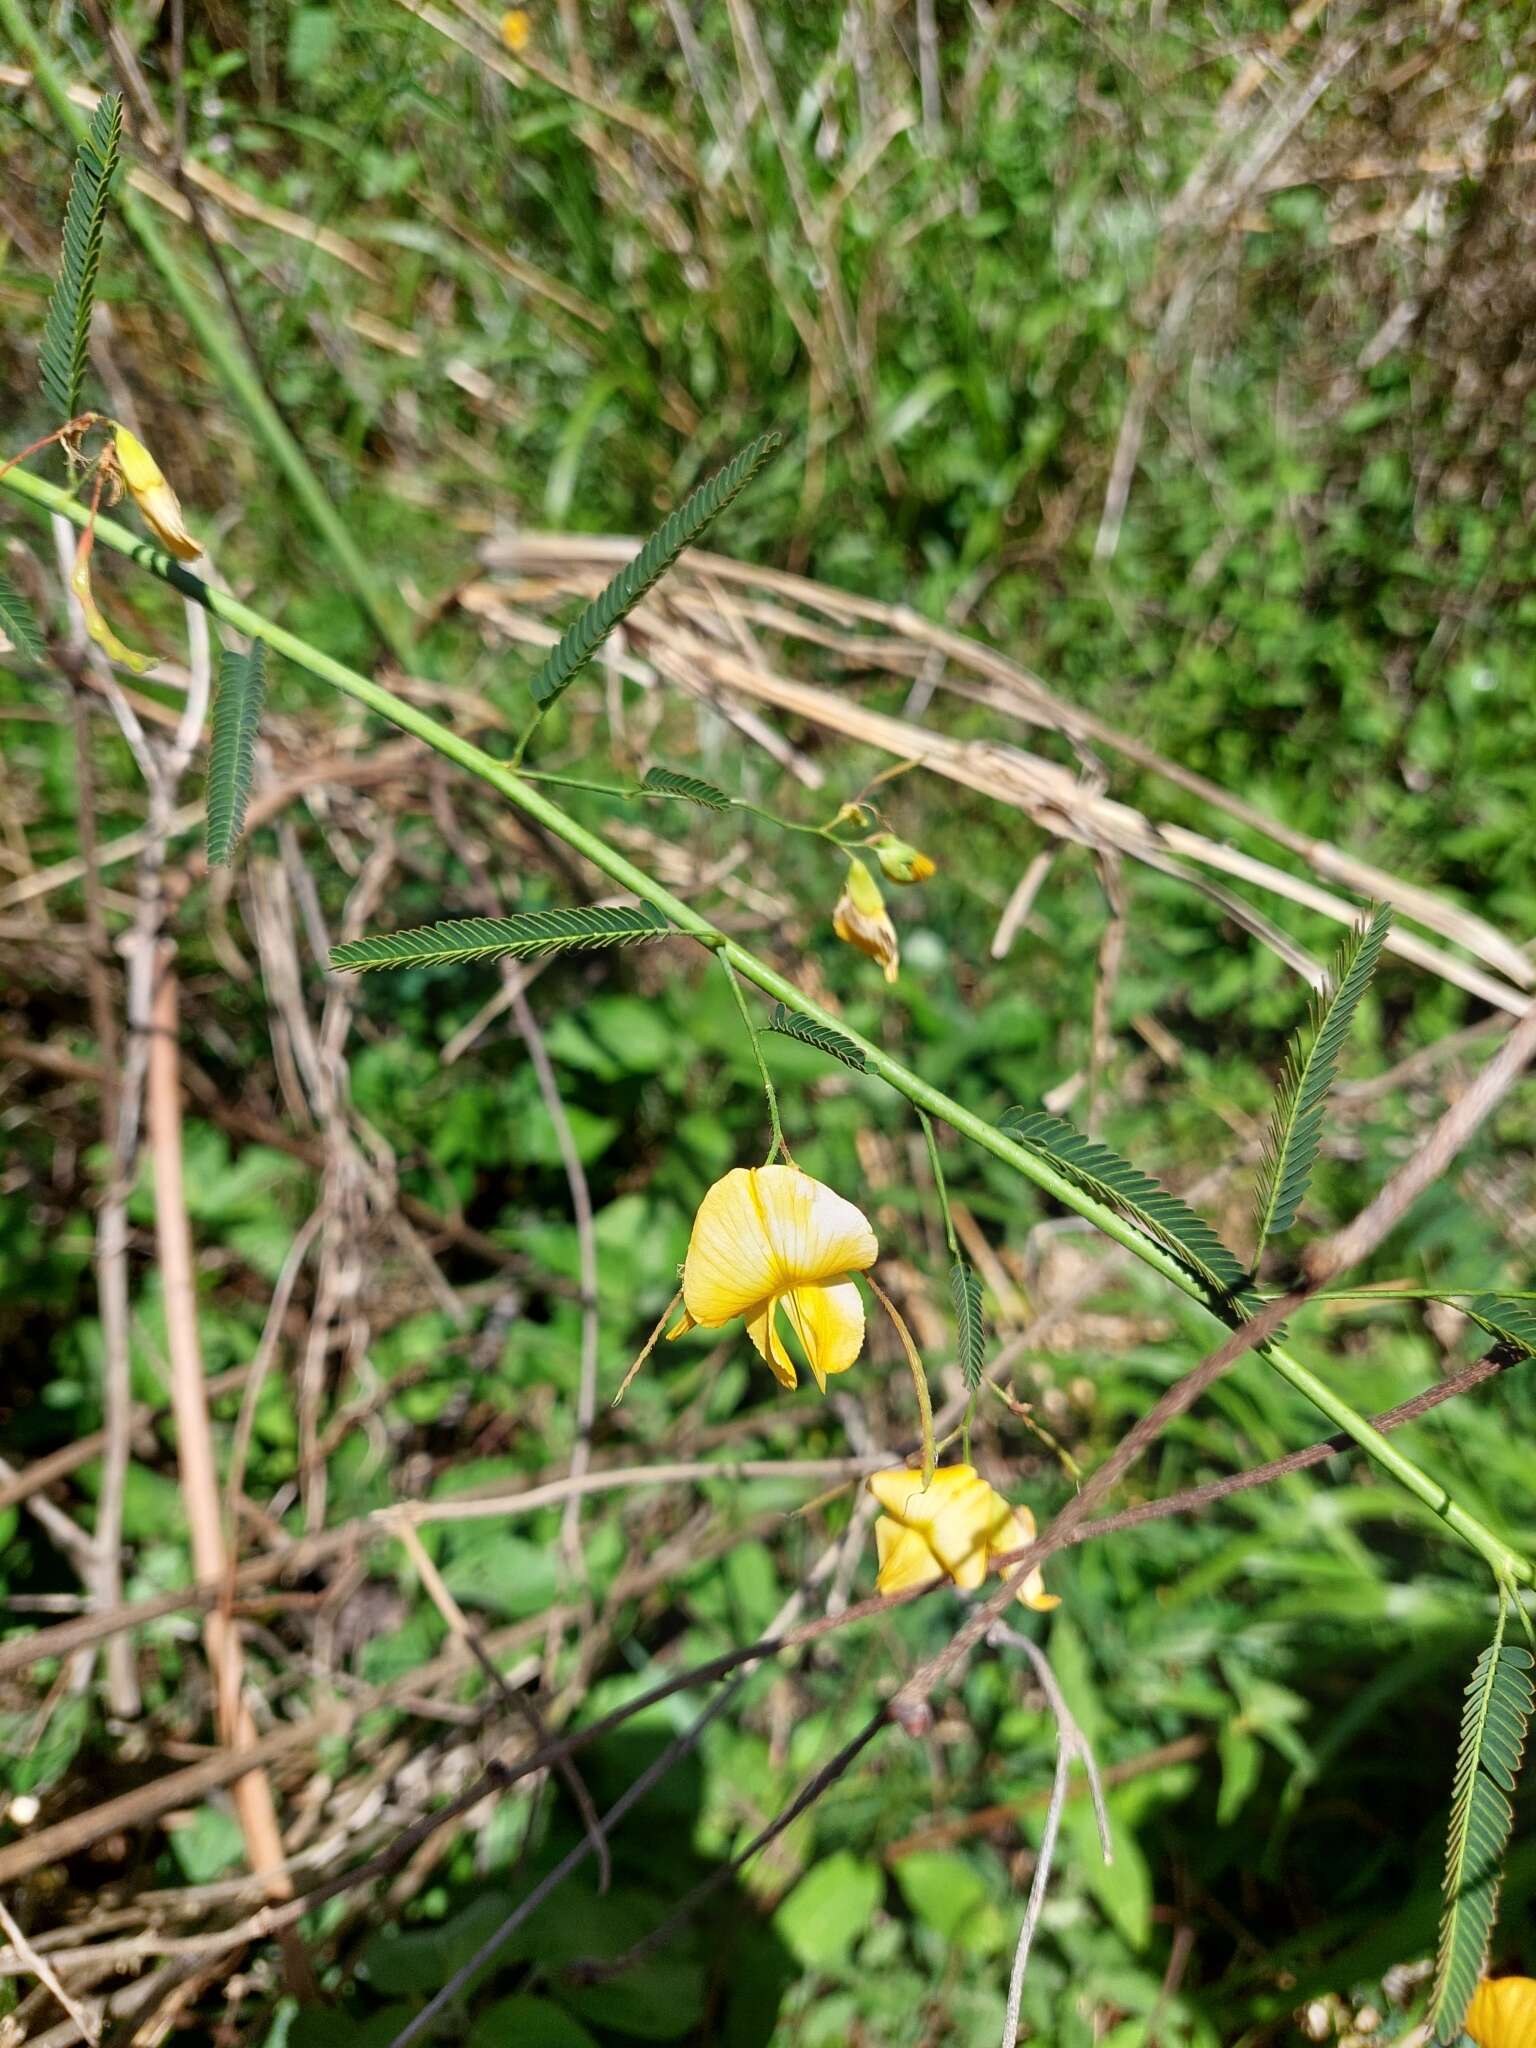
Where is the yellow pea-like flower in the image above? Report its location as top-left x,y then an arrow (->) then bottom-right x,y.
668,1164 -> 877,1390
869,833 -> 936,885
832,856 -> 899,983
113,425 -> 202,562
868,1463 -> 1058,1611
1467,1977 -> 1536,2048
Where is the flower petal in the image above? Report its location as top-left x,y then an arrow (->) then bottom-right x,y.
874,1519 -> 944,1597
744,1296 -> 798,1388
70,554 -> 154,673
1468,1978 -> 1536,2048
114,425 -> 201,562
681,1169 -> 780,1325
778,1278 -> 865,1390
924,1471 -> 1016,1590
751,1165 -> 878,1290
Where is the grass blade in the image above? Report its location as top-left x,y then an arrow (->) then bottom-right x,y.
529,432 -> 781,707
332,904 -> 671,972
205,643 -> 267,865
1253,904 -> 1392,1251
40,91 -> 121,421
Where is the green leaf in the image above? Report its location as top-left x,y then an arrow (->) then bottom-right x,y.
331,903 -> 671,972
529,431 -> 781,706
1253,904 -> 1391,1249
643,764 -> 733,809
1427,1613 -> 1533,2043
0,574 -> 45,662
999,1107 -> 1258,1323
950,1257 -> 984,1389
774,1851 -> 883,1972
468,1999 -> 599,2048
892,1850 -> 1009,1956
1462,1295 -> 1536,1361
205,642 -> 267,865
40,91 -> 122,422
768,1003 -> 867,1071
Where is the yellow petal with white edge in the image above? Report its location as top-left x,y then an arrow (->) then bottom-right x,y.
682,1165 -> 876,1327
113,425 -> 201,561
70,556 -> 154,674
874,1519 -> 944,1597
777,1279 -> 865,1390
1468,1978 -> 1536,2048
744,1295 -> 797,1389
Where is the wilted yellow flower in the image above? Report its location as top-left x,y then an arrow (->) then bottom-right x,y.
833,856 -> 899,983
868,1464 -> 1058,1610
70,548 -> 153,674
869,833 -> 936,885
1467,1977 -> 1536,2048
501,8 -> 531,51
668,1164 -> 877,1390
113,424 -> 201,562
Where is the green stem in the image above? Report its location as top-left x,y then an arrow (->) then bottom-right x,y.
918,1109 -> 961,1260
1,0 -> 410,663
720,955 -> 785,1165
4,458 -> 1528,1588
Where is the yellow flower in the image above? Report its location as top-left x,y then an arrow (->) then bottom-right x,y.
870,833 -> 936,885
833,856 -> 899,983
868,1464 -> 1058,1610
113,425 -> 202,562
1467,1977 -> 1536,2048
501,8 -> 532,50
669,1164 -> 877,1390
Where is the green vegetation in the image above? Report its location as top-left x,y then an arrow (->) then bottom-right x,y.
2,4 -> 1535,2045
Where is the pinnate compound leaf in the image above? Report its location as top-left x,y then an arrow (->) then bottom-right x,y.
529,432 -> 781,706
41,92 -> 122,422
1253,904 -> 1391,1249
642,764 -> 733,810
332,903 -> 671,973
999,1107 -> 1258,1322
205,643 -> 267,865
767,1004 -> 867,1071
950,1258 -> 985,1389
0,575 -> 45,662
1427,1615 -> 1533,2043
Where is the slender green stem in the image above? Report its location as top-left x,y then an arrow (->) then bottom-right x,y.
0,0 -> 410,662
918,1109 -> 961,1261
720,956 -> 785,1164
868,1274 -> 936,1486
4,457 -> 1528,1588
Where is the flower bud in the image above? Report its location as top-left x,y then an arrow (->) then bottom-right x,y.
113,425 -> 202,562
869,833 -> 936,885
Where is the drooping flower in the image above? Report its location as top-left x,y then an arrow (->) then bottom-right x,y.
668,1164 -> 877,1390
113,424 -> 202,562
869,833 -> 936,885
832,856 -> 899,983
868,1464 -> 1058,1611
1467,1977 -> 1536,2048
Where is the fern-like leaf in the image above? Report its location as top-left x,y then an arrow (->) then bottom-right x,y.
1253,904 -> 1392,1250
1462,1296 -> 1536,1362
0,575 -> 45,663
205,644 -> 267,865
529,432 -> 781,706
643,765 -> 733,810
1427,1614 -> 1534,2043
950,1258 -> 985,1390
331,903 -> 671,973
40,92 -> 123,422
767,1004 -> 867,1071
999,1107 -> 1258,1322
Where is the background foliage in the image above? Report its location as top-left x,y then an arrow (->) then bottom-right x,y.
2,2 -> 1536,2043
